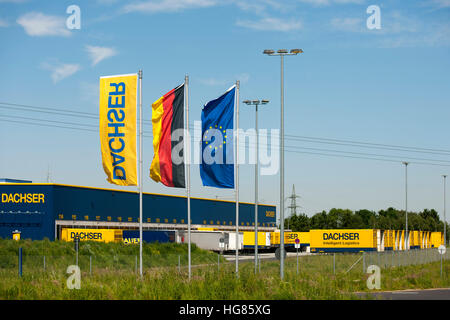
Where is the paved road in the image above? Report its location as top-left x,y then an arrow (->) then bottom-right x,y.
356,288 -> 450,300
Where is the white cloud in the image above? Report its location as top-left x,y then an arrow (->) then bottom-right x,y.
16,12 -> 70,37
123,0 -> 217,13
297,0 -> 330,5
122,0 -> 289,16
236,17 -> 302,32
0,0 -> 28,3
41,62 -> 81,83
330,12 -> 419,34
333,0 -> 364,3
298,0 -> 364,5
96,0 -> 119,4
382,12 -> 419,34
378,23 -> 450,48
429,0 -> 450,8
199,78 -> 229,86
237,73 -> 250,84
199,73 -> 250,86
85,45 -> 118,66
233,0 -> 289,14
330,17 -> 364,32
234,1 -> 268,14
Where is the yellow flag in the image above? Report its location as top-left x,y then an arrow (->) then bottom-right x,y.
99,74 -> 137,186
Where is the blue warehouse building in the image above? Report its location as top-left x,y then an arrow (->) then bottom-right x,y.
0,182 -> 277,240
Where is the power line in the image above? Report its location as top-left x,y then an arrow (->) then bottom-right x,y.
0,114 -> 98,128
284,134 -> 450,156
2,101 -> 450,156
285,149 -> 450,167
0,102 -> 154,125
0,102 -> 99,117
283,145 -> 450,164
0,119 -> 98,133
3,111 -> 450,164
4,113 -> 450,164
3,102 -> 450,168
3,117 -> 450,168
0,105 -> 99,120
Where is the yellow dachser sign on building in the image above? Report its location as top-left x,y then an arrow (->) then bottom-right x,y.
1,193 -> 45,203
99,74 -> 137,186
61,228 -> 122,243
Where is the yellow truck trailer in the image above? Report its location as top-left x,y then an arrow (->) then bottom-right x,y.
430,232 -> 443,248
397,230 -> 405,250
270,232 -> 310,248
309,229 -> 378,253
411,231 -> 420,249
243,232 -> 271,249
384,230 -> 394,251
427,231 -> 432,248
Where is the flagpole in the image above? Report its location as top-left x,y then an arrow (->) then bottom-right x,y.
185,75 -> 191,281
138,69 -> 143,279
235,80 -> 240,277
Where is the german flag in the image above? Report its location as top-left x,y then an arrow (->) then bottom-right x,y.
150,83 -> 185,188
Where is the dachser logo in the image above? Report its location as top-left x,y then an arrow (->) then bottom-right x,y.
265,211 -> 275,218
70,232 -> 103,240
323,233 -> 360,241
1,193 -> 45,203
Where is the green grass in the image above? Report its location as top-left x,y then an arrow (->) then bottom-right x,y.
0,238 -> 221,270
0,239 -> 448,300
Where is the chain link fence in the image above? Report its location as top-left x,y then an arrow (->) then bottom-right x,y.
0,247 -> 448,277
0,252 -> 226,275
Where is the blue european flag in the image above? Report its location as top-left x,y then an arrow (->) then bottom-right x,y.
200,86 -> 235,188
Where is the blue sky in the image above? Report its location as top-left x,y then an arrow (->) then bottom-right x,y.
0,0 -> 449,223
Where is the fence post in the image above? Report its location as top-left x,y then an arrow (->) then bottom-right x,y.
135,255 -> 137,274
217,254 -> 219,272
362,252 -> 365,273
392,250 -> 394,268
43,255 -> 46,272
18,247 -> 22,277
333,253 -> 335,275
377,252 -> 380,269
178,255 -> 181,273
90,256 -> 92,275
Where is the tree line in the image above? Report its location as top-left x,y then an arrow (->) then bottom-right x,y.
285,207 -> 449,242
